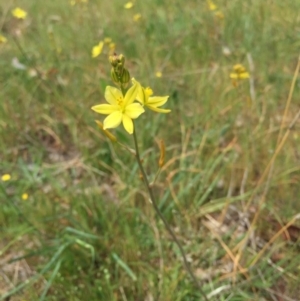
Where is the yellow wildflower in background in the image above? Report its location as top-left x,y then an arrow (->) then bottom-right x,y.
12,7 -> 27,19
133,13 -> 142,22
230,64 -> 250,79
207,0 -> 217,11
155,71 -> 162,78
91,83 -> 144,134
109,43 -> 116,54
104,37 -> 112,44
0,35 -> 7,44
92,41 -> 104,58
214,11 -> 224,19
1,174 -> 11,181
22,193 -> 29,200
133,79 -> 171,113
70,0 -> 88,5
124,2 -> 134,9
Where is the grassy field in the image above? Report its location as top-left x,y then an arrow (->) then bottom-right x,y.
1,0 -> 300,300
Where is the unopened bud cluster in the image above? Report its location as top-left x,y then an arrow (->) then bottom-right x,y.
109,54 -> 130,85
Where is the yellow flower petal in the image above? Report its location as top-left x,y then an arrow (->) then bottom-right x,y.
91,104 -> 119,115
92,41 -> 104,58
239,72 -> 250,79
124,2 -> 134,9
147,96 -> 169,107
103,111 -> 123,129
105,86 -> 123,105
22,193 -> 29,200
1,174 -> 11,181
147,106 -> 171,113
132,79 -> 144,104
122,114 -> 134,134
230,73 -> 238,79
124,82 -> 139,106
233,64 -> 246,73
124,103 -> 145,119
136,87 -> 146,104
12,7 -> 27,19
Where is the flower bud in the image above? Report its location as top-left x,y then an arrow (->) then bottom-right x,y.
109,54 -> 118,67
119,54 -> 125,66
109,54 -> 125,69
120,68 -> 131,84
111,68 -> 120,83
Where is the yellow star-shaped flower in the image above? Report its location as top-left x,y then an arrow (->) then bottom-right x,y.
92,41 -> 104,58
12,7 -> 27,19
133,13 -> 142,22
1,174 -> 11,181
22,193 -> 29,200
207,0 -> 217,11
133,79 -> 171,113
0,35 -> 7,44
230,64 -> 250,79
91,83 -> 144,134
124,2 -> 134,9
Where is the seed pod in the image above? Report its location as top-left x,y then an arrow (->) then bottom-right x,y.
158,139 -> 165,167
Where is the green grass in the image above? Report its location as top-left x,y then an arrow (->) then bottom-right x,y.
1,0 -> 300,300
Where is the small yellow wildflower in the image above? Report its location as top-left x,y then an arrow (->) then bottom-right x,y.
91,82 -> 144,134
155,71 -> 162,78
1,174 -> 11,181
133,13 -> 142,22
230,64 -> 250,79
12,7 -> 27,19
0,35 -> 7,44
214,11 -> 224,19
109,42 -> 116,52
124,2 -> 134,9
207,0 -> 217,11
133,79 -> 171,113
92,41 -> 104,58
70,0 -> 88,5
104,37 -> 112,44
22,193 -> 29,200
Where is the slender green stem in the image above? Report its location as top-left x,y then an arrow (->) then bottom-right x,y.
132,128 -> 208,301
